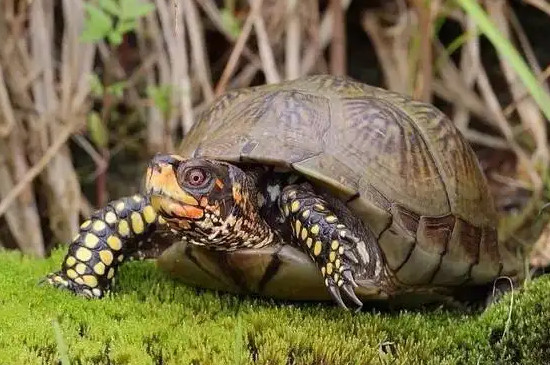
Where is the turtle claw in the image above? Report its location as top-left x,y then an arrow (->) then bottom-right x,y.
325,274 -> 363,311
343,249 -> 359,265
327,283 -> 348,310
342,269 -> 358,288
41,271 -> 104,298
340,280 -> 363,309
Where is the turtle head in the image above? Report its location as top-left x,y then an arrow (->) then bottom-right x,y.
145,154 -> 272,249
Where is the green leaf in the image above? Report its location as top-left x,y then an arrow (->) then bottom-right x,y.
88,73 -> 104,98
116,19 -> 138,34
147,85 -> 172,115
98,0 -> 121,16
87,111 -> 109,148
106,81 -> 127,98
220,8 -> 241,39
52,319 -> 70,365
107,31 -> 123,45
119,0 -> 155,21
455,0 -> 550,124
81,3 -> 113,43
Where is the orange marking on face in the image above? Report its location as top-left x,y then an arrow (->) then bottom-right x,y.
147,164 -> 199,206
173,204 -> 204,219
215,178 -> 224,190
199,197 -> 209,207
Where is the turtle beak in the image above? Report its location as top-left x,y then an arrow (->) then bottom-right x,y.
146,154 -> 205,222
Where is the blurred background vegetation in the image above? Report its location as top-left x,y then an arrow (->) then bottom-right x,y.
1,0 -> 550,271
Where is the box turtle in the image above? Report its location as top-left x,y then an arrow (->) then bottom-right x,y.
45,75 -> 522,310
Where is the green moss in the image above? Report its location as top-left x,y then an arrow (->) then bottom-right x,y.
1,248 -> 548,364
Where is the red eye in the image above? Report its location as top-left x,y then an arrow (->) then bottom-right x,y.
185,168 -> 207,187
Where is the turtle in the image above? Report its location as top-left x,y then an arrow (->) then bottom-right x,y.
44,75 -> 523,310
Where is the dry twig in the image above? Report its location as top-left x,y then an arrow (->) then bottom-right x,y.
251,0 -> 280,83
285,0 -> 301,80
215,0 -> 264,95
329,0 -> 346,75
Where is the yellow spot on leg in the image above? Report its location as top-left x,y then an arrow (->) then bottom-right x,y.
105,211 -> 117,225
300,227 -> 308,241
158,216 -> 167,225
65,256 -> 76,267
301,209 -> 311,219
75,277 -> 84,285
325,215 -> 338,223
306,237 -> 313,248
290,201 -> 300,213
130,212 -> 144,234
99,250 -> 114,265
115,201 -> 125,213
84,233 -> 99,248
338,246 -> 344,255
331,240 -> 339,250
93,262 -> 106,275
294,220 -> 302,236
92,220 -> 106,232
107,236 -> 122,251
329,251 -> 336,262
326,263 -> 333,275
107,268 -> 115,279
283,206 -> 290,217
118,254 -> 124,262
66,269 -> 78,279
75,263 -> 87,275
314,204 -> 325,211
132,195 -> 143,203
118,220 -> 130,237
80,220 -> 92,229
83,275 -> 98,288
321,267 -> 326,276
335,259 -> 341,269
310,224 -> 320,236
143,205 -> 157,224
75,247 -> 92,262
92,288 -> 102,297
313,241 -> 322,256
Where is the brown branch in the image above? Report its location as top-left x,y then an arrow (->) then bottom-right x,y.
183,0 -> 214,102
215,0 -> 264,96
285,0 -> 301,80
0,66 -> 15,137
411,0 -> 434,102
197,0 -> 262,69
252,0 -> 280,83
329,0 -> 346,75
0,122 -> 75,218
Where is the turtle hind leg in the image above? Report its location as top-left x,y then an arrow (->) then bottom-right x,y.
43,194 -> 164,298
278,183 -> 385,311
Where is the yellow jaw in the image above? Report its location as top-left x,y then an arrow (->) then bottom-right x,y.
146,162 -> 204,221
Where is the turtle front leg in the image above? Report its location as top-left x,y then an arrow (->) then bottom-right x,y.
44,194 -> 164,298
279,184 -> 374,310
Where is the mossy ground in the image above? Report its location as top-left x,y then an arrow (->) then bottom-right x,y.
1,248 -> 548,364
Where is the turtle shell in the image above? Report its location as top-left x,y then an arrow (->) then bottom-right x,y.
176,75 -> 520,288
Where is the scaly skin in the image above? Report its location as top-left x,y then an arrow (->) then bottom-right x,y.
44,195 -> 164,297
44,154 -> 383,309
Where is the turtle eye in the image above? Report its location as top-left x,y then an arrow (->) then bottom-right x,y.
183,167 -> 209,188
